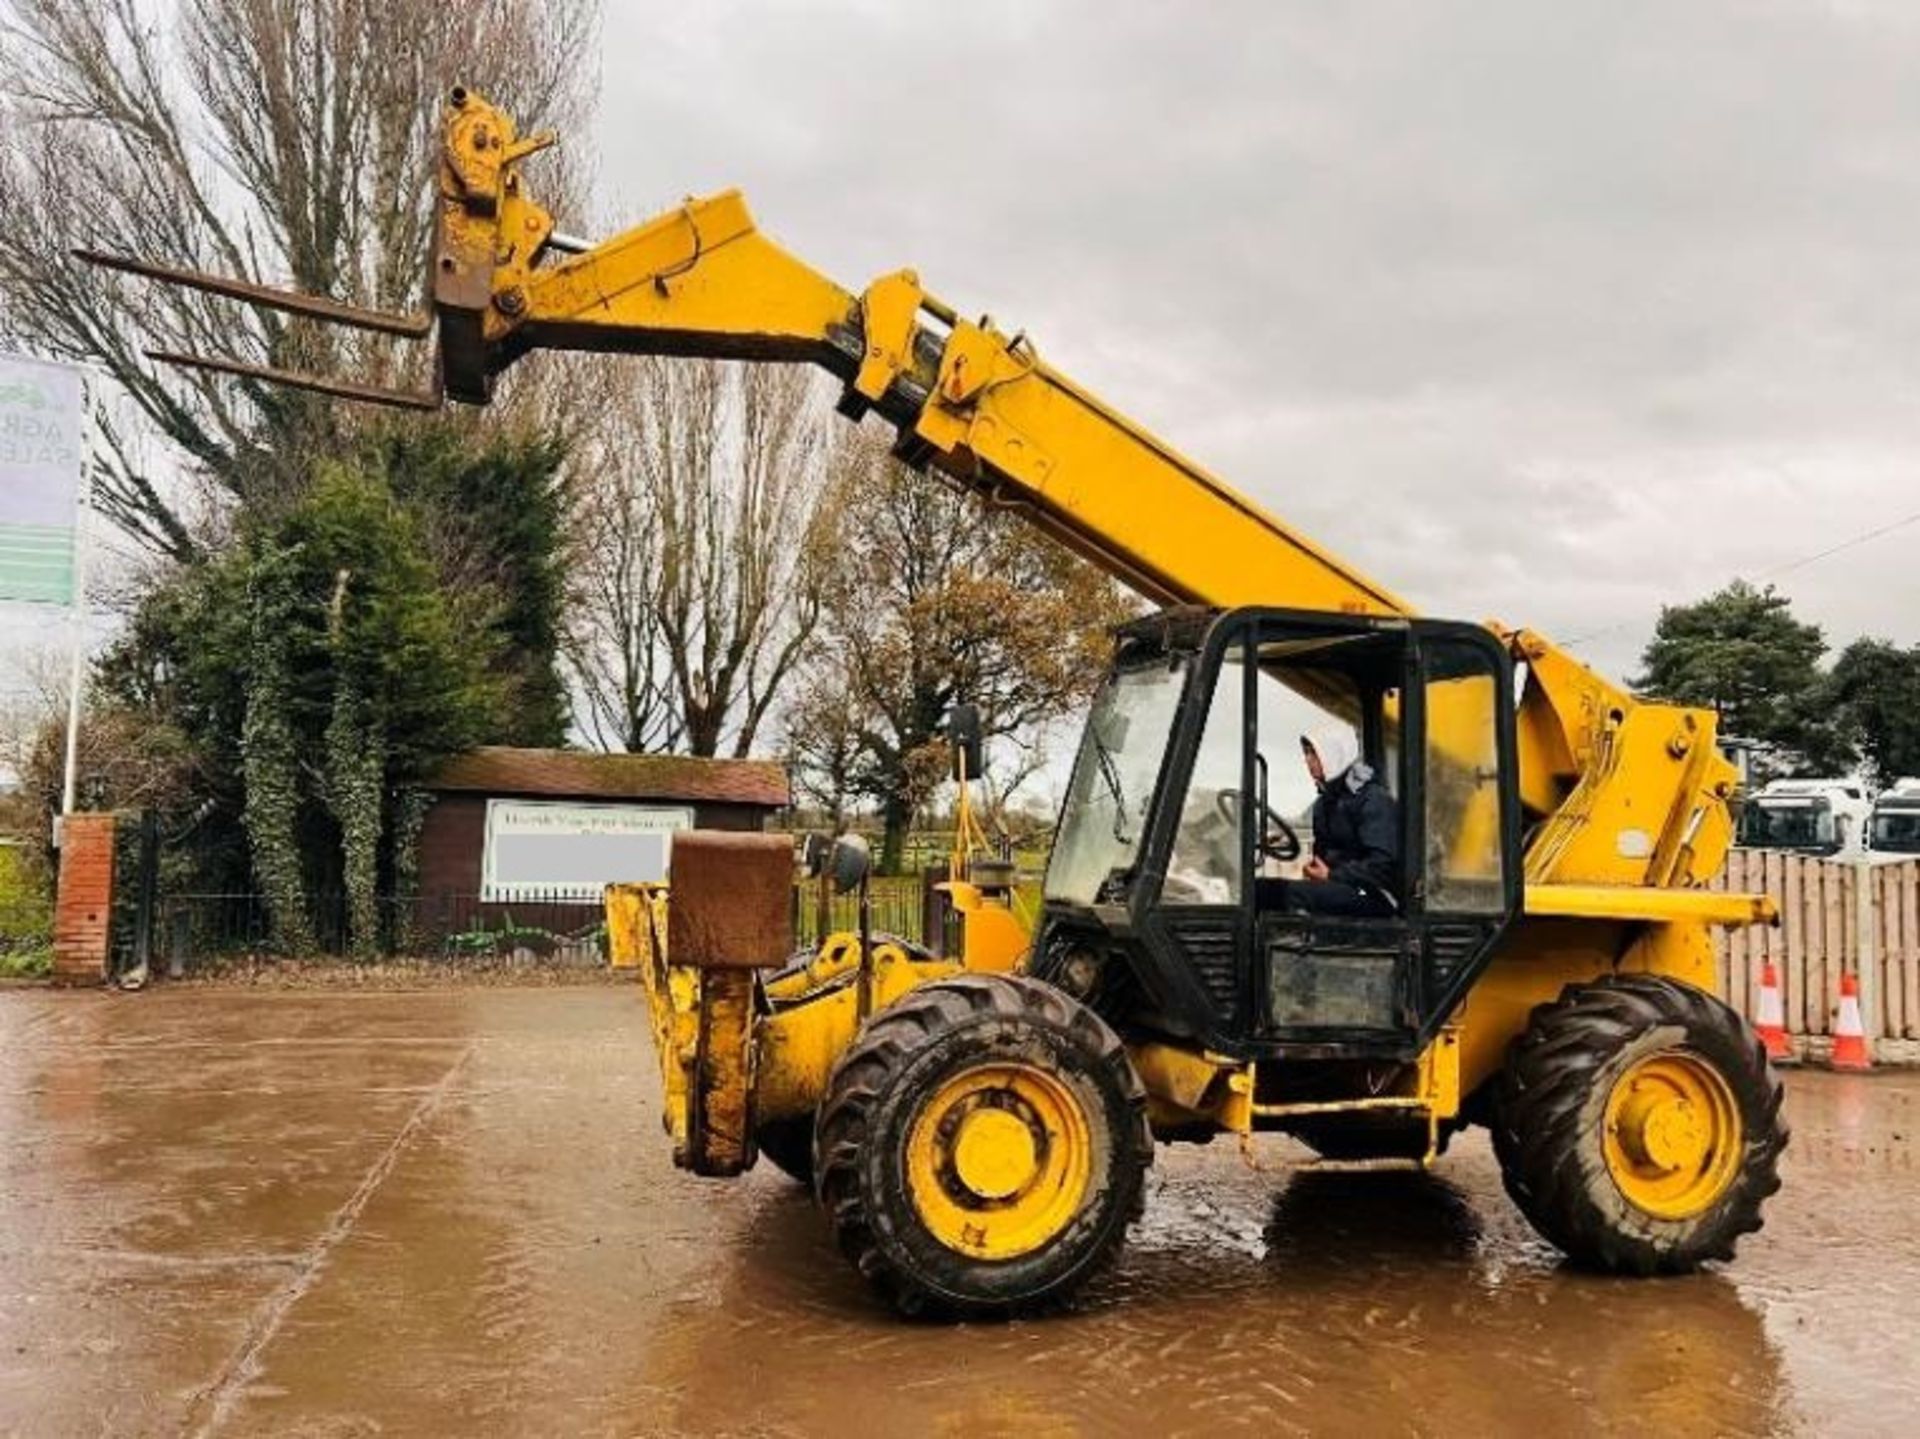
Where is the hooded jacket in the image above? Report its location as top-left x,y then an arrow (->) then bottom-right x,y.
1303,727 -> 1400,903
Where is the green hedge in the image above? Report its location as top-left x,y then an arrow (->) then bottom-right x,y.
0,844 -> 53,976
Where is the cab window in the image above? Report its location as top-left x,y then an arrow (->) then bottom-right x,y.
1422,639 -> 1506,912
1166,640 -> 1247,905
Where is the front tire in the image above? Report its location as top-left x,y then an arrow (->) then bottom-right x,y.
815,974 -> 1151,1318
1492,974 -> 1787,1274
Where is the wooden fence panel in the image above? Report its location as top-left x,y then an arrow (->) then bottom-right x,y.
1841,863 -> 1862,1035
1744,849 -> 1762,1011
1800,858 -> 1817,1032
1820,860 -> 1841,1034
1738,848 -> 1759,1016
1815,859 -> 1834,1033
1876,866 -> 1898,1038
1761,851 -> 1785,1029
1896,866 -> 1909,1037
1712,851 -> 1737,1009
1896,860 -> 1912,1037
1707,853 -> 1920,1041
1774,849 -> 1789,1029
1742,848 -> 1763,1012
1899,864 -> 1910,1039
1790,854 -> 1812,1032
1810,857 -> 1831,1034
1716,852 -> 1733,998
1880,864 -> 1898,1039
1714,849 -> 1761,1021
1639,853 -> 1920,1041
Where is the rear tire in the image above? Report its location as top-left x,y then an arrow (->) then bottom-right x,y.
1492,974 -> 1786,1274
815,973 -> 1151,1318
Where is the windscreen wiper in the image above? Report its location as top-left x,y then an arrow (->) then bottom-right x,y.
1093,735 -> 1134,844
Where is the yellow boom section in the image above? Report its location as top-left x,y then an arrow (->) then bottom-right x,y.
445,163 -> 1408,617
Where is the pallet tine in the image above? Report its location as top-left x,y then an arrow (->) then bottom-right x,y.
75,249 -> 433,339
145,350 -> 442,412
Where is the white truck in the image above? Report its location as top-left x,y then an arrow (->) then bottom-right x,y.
1868,779 -> 1920,856
1735,778 -> 1872,858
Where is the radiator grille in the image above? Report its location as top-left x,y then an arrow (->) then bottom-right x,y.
1426,922 -> 1484,985
1168,918 -> 1240,1026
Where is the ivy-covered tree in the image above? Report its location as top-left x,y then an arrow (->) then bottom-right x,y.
96,457 -> 506,952
240,547 -> 314,953
374,424 -> 573,748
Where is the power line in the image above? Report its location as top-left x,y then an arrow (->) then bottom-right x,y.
1562,505 -> 1920,649
1749,506 -> 1920,581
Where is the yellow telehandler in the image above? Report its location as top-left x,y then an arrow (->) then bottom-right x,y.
88,87 -> 1785,1319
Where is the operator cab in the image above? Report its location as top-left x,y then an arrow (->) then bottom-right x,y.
1035,607 -> 1520,1061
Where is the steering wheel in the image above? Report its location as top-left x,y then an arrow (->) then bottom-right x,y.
1215,789 -> 1301,863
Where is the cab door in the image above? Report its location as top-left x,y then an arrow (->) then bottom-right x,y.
1251,621 -> 1419,1050
1408,624 -> 1521,1031
1151,627 -> 1255,1034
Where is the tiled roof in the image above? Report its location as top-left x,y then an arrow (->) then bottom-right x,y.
430,747 -> 789,808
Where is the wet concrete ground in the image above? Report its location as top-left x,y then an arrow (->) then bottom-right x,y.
0,985 -> 1913,1437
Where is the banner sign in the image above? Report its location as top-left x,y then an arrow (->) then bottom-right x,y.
0,353 -> 86,605
481,800 -> 695,900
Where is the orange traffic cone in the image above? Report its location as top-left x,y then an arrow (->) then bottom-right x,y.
1753,962 -> 1792,1063
1829,971 -> 1872,1072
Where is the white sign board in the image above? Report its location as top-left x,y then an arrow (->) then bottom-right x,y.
480,799 -> 694,901
0,353 -> 85,605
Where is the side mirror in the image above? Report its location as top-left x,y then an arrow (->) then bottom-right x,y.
946,702 -> 983,781
829,833 -> 871,894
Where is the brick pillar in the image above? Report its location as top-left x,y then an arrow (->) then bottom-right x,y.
52,813 -> 116,987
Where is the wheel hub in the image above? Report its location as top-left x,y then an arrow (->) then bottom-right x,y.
951,1106 -> 1041,1200
1615,1089 -> 1710,1174
1603,1049 -> 1742,1220
905,1062 -> 1094,1260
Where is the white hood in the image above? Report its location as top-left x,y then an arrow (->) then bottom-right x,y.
1303,724 -> 1360,784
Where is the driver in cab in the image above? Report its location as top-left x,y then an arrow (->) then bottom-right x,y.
1279,726 -> 1399,918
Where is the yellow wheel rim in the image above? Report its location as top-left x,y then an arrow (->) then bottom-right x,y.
1602,1050 -> 1743,1220
905,1063 -> 1093,1261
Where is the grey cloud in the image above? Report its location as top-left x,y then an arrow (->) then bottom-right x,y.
590,1 -> 1920,681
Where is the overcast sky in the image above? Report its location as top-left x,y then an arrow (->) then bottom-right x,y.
7,0 -> 1916,773
592,0 -> 1920,679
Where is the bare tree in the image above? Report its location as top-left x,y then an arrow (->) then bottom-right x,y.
0,647 -> 70,833
1,643 -> 204,881
781,667 -> 864,830
785,426 -> 1136,872
565,357 -> 844,758
0,0 -> 598,555
565,364 -> 680,753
